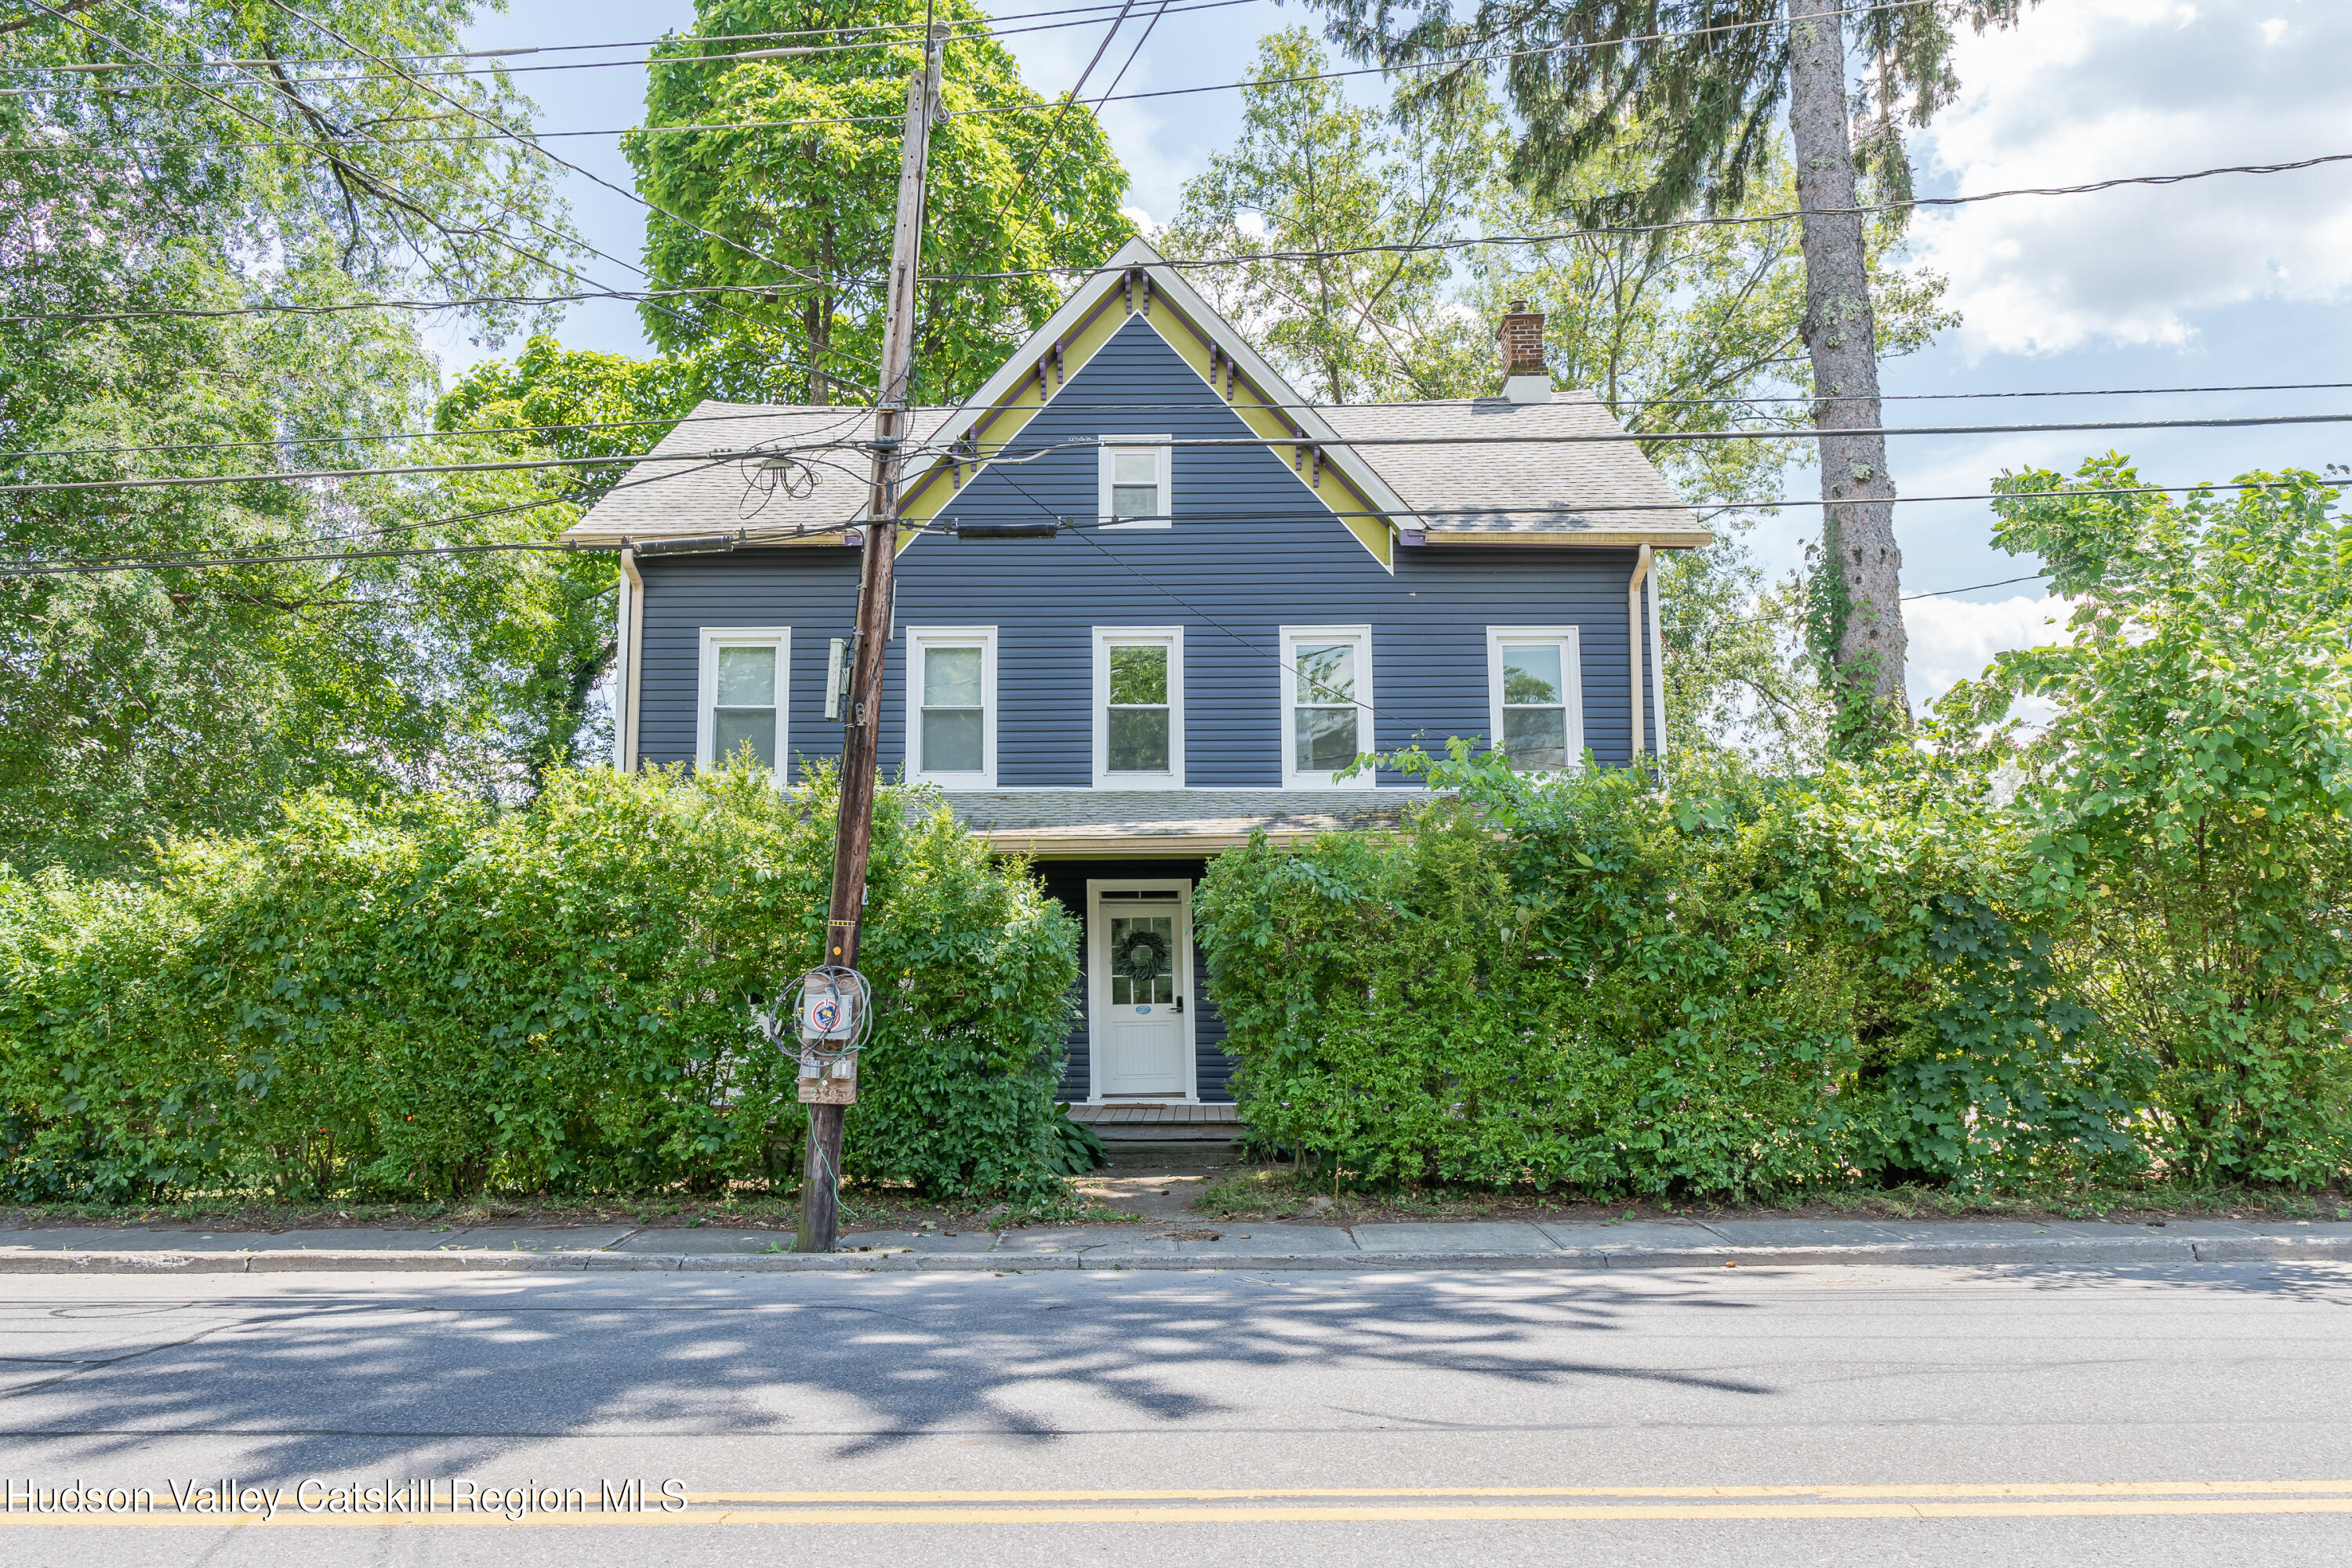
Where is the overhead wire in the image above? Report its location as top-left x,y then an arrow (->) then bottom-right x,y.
10,410 -> 2350,496
0,0 -> 1260,81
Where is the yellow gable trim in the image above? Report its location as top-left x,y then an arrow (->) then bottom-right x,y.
895,297 -> 1392,568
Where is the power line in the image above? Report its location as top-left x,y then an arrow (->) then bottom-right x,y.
0,0 -> 1261,91
0,403 -> 866,464
11,411 -> 2348,497
0,279 -> 837,326
25,0 -> 886,395
261,0 -> 825,292
0,0 -> 1256,82
0,0 -> 1932,143
9,381 -> 2352,466
922,153 -> 2352,281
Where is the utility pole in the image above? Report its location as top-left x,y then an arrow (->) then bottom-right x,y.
799,24 -> 946,1256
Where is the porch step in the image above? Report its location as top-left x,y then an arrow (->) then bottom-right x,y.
1068,1102 -> 1244,1143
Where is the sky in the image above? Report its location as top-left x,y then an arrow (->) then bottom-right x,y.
437,0 -> 2352,710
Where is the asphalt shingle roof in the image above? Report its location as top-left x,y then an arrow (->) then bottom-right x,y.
564,392 -> 1697,546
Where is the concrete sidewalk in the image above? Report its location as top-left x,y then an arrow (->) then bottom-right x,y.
0,1214 -> 2345,1273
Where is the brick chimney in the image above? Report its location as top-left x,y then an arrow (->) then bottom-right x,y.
1496,300 -> 1551,403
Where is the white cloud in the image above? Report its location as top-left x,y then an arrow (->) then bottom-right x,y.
1904,594 -> 2068,713
1911,0 -> 2352,358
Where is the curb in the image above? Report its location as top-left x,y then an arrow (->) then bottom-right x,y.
1,1235 -> 2347,1275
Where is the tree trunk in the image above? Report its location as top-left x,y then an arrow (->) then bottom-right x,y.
1784,0 -> 1907,741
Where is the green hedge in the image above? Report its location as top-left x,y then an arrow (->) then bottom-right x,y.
0,766 -> 1081,1203
1196,749 -> 2148,1198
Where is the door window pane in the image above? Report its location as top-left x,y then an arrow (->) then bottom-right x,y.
1105,643 -> 1171,772
1501,641 -> 1570,770
920,644 -> 985,775
1108,913 -> 1176,1006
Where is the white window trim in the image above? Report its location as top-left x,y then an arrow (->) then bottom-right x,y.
695,627 -> 790,784
1486,625 -> 1586,775
906,626 -> 998,788
1097,434 -> 1172,529
1279,623 -> 1374,789
1091,626 -> 1185,789
1084,878 -> 1198,1103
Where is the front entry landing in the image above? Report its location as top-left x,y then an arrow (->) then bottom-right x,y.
1087,880 -> 1195,1101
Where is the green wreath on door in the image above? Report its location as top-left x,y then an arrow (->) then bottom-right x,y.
1112,927 -> 1171,984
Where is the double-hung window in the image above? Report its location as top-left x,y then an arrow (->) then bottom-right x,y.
1486,626 -> 1584,771
1093,627 -> 1184,787
1098,436 -> 1171,528
906,626 -> 996,786
696,628 -> 789,777
1279,625 -> 1373,788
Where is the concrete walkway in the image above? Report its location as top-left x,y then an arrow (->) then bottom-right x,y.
0,1214 -> 2345,1273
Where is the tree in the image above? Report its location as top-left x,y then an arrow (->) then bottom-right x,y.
1161,27 -> 1500,403
1163,31 -> 1946,762
628,0 -> 1134,406
2,1 -> 592,871
1937,459 -> 2352,1185
1308,0 -> 2035,750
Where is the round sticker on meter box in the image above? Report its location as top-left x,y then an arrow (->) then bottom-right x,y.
799,969 -> 862,1044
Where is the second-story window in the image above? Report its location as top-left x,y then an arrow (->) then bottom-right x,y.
1486,626 -> 1584,772
1280,625 -> 1372,788
1098,436 -> 1171,528
695,628 -> 789,781
1094,627 -> 1184,787
906,626 -> 996,786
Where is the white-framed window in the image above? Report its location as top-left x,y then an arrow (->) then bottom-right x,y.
1098,435 -> 1171,528
1486,626 -> 1584,772
695,627 -> 790,779
1279,624 -> 1373,789
906,626 -> 997,787
1092,626 -> 1185,788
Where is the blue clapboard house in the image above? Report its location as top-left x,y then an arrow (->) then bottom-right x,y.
567,239 -> 1707,1120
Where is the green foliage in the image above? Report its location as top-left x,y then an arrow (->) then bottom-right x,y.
1940,460 -> 2352,1185
1,2 -> 600,871
1308,0 -> 2029,223
0,767 -> 1080,1204
627,0 -> 1134,405
1196,742 -> 2141,1198
1163,27 -> 1500,404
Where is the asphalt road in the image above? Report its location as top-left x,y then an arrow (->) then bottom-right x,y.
0,1261 -> 2347,1565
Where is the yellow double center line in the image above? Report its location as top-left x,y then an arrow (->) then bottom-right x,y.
9,1479 -> 2352,1526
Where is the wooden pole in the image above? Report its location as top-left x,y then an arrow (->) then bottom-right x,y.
799,26 -> 946,1257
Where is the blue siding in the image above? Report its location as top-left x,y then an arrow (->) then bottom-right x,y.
633,316 -> 1661,780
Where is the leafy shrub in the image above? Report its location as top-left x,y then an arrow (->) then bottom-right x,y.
1946,461 -> 2352,1185
0,765 -> 1080,1203
1196,745 -> 2140,1198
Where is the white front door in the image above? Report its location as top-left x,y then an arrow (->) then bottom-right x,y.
1091,889 -> 1191,1098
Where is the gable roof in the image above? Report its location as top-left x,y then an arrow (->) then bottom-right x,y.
563,238 -> 1708,550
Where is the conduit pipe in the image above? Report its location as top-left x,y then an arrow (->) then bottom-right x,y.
1628,543 -> 1653,762
616,545 -> 644,771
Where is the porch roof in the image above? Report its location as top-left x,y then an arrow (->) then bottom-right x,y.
939,789 -> 1428,858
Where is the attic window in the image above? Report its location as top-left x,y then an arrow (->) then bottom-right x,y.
1098,436 -> 1171,528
